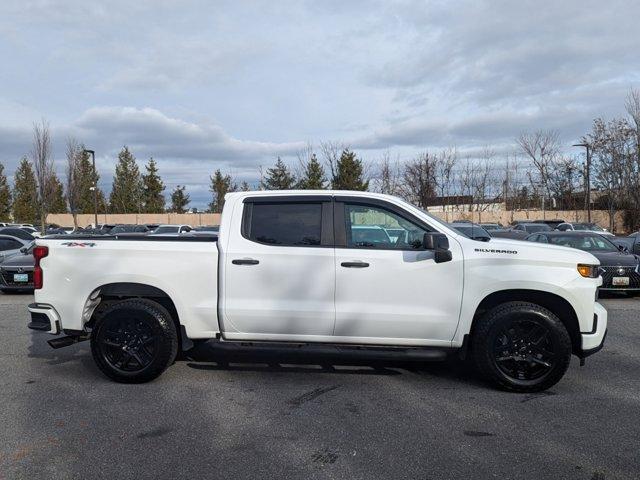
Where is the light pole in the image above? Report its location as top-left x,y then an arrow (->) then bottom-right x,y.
83,149 -> 99,228
572,142 -> 591,223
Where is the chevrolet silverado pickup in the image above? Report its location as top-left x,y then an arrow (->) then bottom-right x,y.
27,191 -> 607,391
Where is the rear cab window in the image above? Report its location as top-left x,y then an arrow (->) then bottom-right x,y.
242,198 -> 332,247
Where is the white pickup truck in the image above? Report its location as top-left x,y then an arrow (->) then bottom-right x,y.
28,190 -> 607,392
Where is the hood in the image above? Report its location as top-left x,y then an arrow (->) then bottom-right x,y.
590,251 -> 640,267
0,253 -> 34,268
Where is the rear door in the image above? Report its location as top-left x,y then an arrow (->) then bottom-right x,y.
333,197 -> 464,345
221,196 -> 336,340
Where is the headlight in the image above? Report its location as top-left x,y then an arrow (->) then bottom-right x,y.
577,264 -> 599,278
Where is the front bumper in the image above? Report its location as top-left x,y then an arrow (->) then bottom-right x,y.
27,303 -> 61,335
580,301 -> 607,357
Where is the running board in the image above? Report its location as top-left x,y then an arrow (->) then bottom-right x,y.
48,334 -> 90,349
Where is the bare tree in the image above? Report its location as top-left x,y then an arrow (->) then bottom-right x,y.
31,119 -> 55,234
517,130 -> 561,205
65,138 -> 82,228
319,141 -> 344,184
374,150 -> 402,195
400,152 -> 437,209
587,117 -> 633,232
434,148 -> 457,221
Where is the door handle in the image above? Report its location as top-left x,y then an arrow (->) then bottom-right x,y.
232,258 -> 259,265
341,261 -> 369,268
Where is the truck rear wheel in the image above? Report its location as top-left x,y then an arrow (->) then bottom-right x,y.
90,298 -> 178,383
472,301 -> 572,392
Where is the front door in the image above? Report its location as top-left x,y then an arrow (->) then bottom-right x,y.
333,198 -> 463,345
221,197 -> 336,340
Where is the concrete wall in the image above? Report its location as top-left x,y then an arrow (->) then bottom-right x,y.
47,209 -> 626,233
47,212 -> 221,227
436,209 -> 625,233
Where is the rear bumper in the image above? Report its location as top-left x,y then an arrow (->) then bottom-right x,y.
27,303 -> 61,335
579,301 -> 607,357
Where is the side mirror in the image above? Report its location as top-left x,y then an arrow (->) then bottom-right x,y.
19,247 -> 27,253
618,244 -> 628,253
423,232 -> 453,263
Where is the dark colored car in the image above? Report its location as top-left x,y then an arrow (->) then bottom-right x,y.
450,222 -> 491,241
0,242 -> 34,293
532,219 -> 566,229
480,223 -> 502,231
0,227 -> 35,241
108,224 -> 150,234
490,222 -> 552,240
611,232 -> 640,255
526,231 -> 640,295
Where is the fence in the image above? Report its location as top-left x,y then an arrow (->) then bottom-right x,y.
47,209 -> 626,234
47,213 -> 221,228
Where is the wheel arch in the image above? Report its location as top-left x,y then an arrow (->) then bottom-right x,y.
85,282 -> 189,350
470,289 -> 581,355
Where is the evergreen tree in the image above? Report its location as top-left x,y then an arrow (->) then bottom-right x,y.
170,185 -> 190,213
208,169 -> 236,213
48,173 -> 67,213
240,181 -> 251,191
12,157 -> 39,223
109,146 -> 142,213
262,157 -> 296,190
141,157 -> 165,213
297,153 -> 327,189
75,149 -> 106,215
332,149 -> 369,191
0,163 -> 12,222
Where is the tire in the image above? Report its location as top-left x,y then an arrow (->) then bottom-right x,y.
90,298 -> 178,383
472,301 -> 572,393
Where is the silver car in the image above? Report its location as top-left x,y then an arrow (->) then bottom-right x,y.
0,235 -> 31,263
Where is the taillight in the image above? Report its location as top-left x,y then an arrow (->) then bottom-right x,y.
33,245 -> 49,289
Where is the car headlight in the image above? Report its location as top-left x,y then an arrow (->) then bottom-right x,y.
577,264 -> 599,278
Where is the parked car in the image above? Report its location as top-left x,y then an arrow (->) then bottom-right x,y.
28,190 -> 607,392
479,223 -> 503,231
0,235 -> 31,263
526,231 -> 640,295
611,232 -> 640,255
0,227 -> 36,242
555,222 -> 613,236
0,242 -> 34,293
193,225 -> 220,233
450,222 -> 491,241
108,224 -> 150,234
490,222 -> 552,240
20,226 -> 41,238
532,219 -> 566,229
149,224 -> 193,235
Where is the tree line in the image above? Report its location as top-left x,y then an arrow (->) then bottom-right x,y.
1,88 -> 638,232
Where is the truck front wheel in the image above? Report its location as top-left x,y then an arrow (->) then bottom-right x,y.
472,302 -> 572,392
90,298 -> 178,383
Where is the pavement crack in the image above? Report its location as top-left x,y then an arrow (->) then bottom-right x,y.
287,385 -> 340,408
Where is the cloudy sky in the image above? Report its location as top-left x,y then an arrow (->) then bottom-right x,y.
0,0 -> 638,207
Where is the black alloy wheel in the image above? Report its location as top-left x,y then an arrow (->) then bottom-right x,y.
90,298 -> 178,383
472,301 -> 572,392
96,316 -> 158,373
492,320 -> 556,381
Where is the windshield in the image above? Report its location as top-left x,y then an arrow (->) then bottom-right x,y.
548,234 -> 618,252
153,226 -> 179,234
481,224 -> 500,231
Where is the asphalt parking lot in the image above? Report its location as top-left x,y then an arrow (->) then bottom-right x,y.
0,293 -> 638,480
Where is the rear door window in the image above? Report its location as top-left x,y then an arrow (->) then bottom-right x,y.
244,202 -> 324,246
